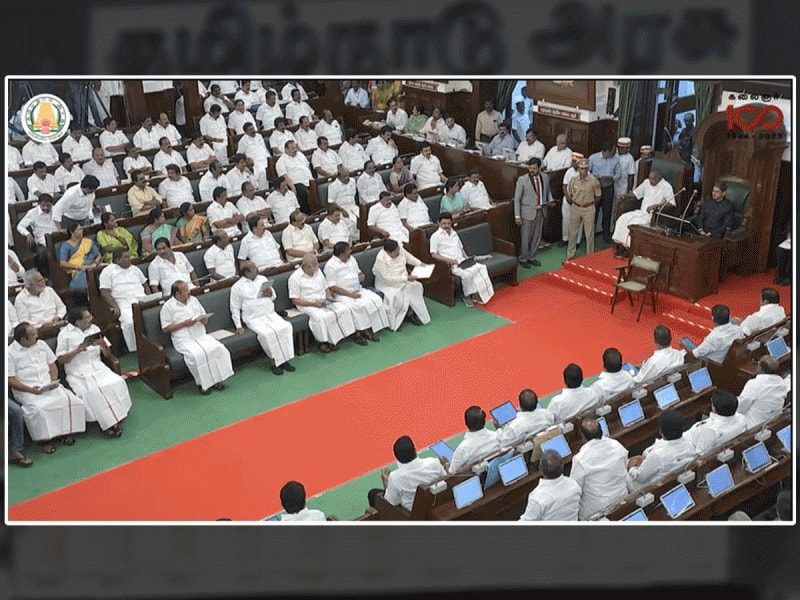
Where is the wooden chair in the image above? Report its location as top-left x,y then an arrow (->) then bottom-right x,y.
610,255 -> 660,322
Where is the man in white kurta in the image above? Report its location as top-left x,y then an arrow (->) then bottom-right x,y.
266,178 -> 301,225
409,144 -> 445,190
224,156 -> 257,193
51,175 -> 99,228
56,308 -> 132,434
366,127 -> 398,167
268,118 -> 296,157
545,363 -> 599,423
447,406 -> 501,473
154,113 -> 183,147
206,189 -> 245,237
356,161 -> 387,205
203,231 -> 237,280
736,288 -> 787,335
237,123 -> 270,188
237,217 -> 285,269
133,116 -> 160,151
368,192 -> 408,243
14,271 -> 67,328
328,170 -> 360,222
381,436 -> 448,511
372,239 -> 431,331
148,241 -> 197,295
311,138 -> 343,178
198,161 -> 233,203
612,169 -> 676,248
160,280 -> 234,393
227,100 -> 256,135
281,211 -> 320,258
460,170 -> 493,210
338,132 -> 370,173
317,205 -> 357,248
683,390 -> 748,456
429,213 -> 494,306
256,91 -> 283,131
588,348 -> 636,404
737,357 -> 788,429
152,138 -> 187,174
284,90 -> 315,125
682,304 -> 744,363
494,389 -> 556,448
275,141 -> 312,212
397,184 -> 432,231
82,148 -> 119,188
186,134 -> 217,171
384,101 -> 408,131
22,139 -> 60,166
230,261 -> 295,374
541,134 -> 573,171
9,322 -> 86,442
288,253 -> 356,351
158,165 -> 196,209
26,163 -> 60,200
236,182 -> 272,225
62,129 -> 94,164
199,106 -> 229,162
294,116 -> 318,152
569,418 -> 629,520
633,325 -> 687,385
519,451 -> 581,521
98,250 -> 149,351
323,242 -> 389,342
314,110 -> 344,146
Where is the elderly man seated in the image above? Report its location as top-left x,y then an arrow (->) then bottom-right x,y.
612,169 -> 675,258
372,239 -> 431,331
14,270 -> 67,334
98,249 -> 150,352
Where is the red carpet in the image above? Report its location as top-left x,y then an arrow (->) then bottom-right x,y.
8,255 -> 789,521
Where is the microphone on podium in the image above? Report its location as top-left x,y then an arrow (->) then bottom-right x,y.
654,187 -> 685,232
677,189 -> 698,237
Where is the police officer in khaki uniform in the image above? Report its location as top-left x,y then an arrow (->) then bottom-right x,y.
566,159 -> 601,260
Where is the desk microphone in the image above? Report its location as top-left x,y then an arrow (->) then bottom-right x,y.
655,187 -> 685,232
678,189 -> 698,237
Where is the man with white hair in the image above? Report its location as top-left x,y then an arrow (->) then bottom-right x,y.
612,169 -> 675,258
372,239 -> 431,331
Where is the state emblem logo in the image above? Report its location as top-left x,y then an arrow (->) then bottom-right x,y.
22,94 -> 70,143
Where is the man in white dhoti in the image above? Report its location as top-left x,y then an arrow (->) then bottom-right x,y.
288,253 -> 356,353
611,169 -> 676,257
56,307 -> 132,437
372,239 -> 431,331
230,261 -> 296,376
160,280 -> 235,394
323,242 -> 389,344
8,322 -> 86,451
98,249 -> 150,352
429,211 -> 494,307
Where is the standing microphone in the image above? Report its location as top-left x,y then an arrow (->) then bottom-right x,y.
678,189 -> 697,237
655,187 -> 685,231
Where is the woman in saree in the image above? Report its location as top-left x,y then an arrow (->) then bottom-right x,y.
96,212 -> 139,262
401,104 -> 428,135
58,222 -> 102,296
387,155 -> 412,194
141,206 -> 179,255
175,202 -> 210,244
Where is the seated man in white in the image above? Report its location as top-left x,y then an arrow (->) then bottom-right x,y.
328,168 -> 360,223
279,481 -> 325,522
275,140 -> 313,213
323,242 -> 389,345
288,253 -> 356,353
152,137 -> 187,174
311,136 -> 343,178
384,99 -> 408,130
633,324 -> 686,385
460,168 -> 493,210
98,249 -> 150,352
266,176 -> 301,226
9,321 -> 86,451
237,122 -> 270,189
397,183 -> 433,233
198,160 -> 232,203
122,144 -> 153,178
356,160 -> 387,206
314,109 -> 344,146
82,146 -> 119,188
409,142 -> 446,190
186,133 -> 217,171
14,270 -> 67,330
153,112 -> 183,147
281,210 -> 320,259
236,181 -> 272,225
227,99 -> 256,135
317,204 -> 357,248
338,129 -> 370,173
733,287 -> 787,335
626,409 -> 698,492
149,237 -> 200,296
268,117 -> 296,157
366,126 -> 399,167
494,388 -> 556,448
546,363 -> 600,423
368,191 -> 408,244
518,450 -> 581,521
372,239 -> 431,331
294,115 -> 318,152
56,306 -> 132,438
439,114 -> 467,147
237,216 -> 285,270
611,169 -> 675,256
683,389 -> 748,456
230,261 -> 295,376
447,406 -> 501,473
429,211 -> 494,307
256,90 -> 283,131
226,153 -> 258,194
158,164 -> 196,209
160,280 -> 234,395
588,347 -> 635,404
284,88 -> 316,125
737,356 -> 788,429
199,104 -> 229,162
569,418 -> 629,520
207,187 -> 245,237
26,161 -> 60,200
203,230 -> 237,281
680,304 -> 744,363
369,435 -> 448,512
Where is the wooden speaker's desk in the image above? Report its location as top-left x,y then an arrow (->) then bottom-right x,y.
629,225 -> 722,302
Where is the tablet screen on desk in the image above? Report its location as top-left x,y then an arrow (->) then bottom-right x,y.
766,337 -> 790,360
777,424 -> 791,453
498,454 -> 529,486
452,475 -> 483,510
660,483 -> 695,519
618,399 -> 645,427
706,463 -> 735,498
596,416 -> 609,437
430,440 -> 454,462
540,433 -> 571,459
688,367 -> 712,393
490,401 -> 518,427
622,508 -> 648,522
621,361 -> 639,376
483,449 -> 514,490
654,382 -> 680,409
742,442 -> 771,473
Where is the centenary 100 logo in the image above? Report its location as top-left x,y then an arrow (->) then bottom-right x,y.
22,94 -> 70,143
725,104 -> 784,131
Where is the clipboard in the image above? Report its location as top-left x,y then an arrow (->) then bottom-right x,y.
410,264 -> 434,279
457,255 -> 475,269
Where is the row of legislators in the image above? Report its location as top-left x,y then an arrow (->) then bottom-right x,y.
6,77 -> 792,522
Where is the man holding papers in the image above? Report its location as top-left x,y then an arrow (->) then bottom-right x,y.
372,239 -> 432,331
160,280 -> 234,394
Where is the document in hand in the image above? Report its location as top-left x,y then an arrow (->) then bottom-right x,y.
194,312 -> 214,321
457,256 -> 476,269
83,331 -> 104,344
411,264 -> 434,279
260,280 -> 273,295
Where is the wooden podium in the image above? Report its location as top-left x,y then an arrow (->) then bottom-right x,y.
629,225 -> 722,302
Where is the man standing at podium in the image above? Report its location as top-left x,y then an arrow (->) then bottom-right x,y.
611,169 -> 675,259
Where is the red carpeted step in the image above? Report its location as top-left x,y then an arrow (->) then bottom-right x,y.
661,307 -> 714,337
546,268 -> 615,303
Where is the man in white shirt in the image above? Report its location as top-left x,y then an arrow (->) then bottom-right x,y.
680,304 -> 744,364
22,139 -> 60,167
588,347 -> 635,404
447,406 -> 501,473
227,99 -> 256,136
8,248 -> 24,287
397,183 -> 433,232
8,143 -> 24,170
152,136 -> 187,174
338,129 -> 370,173
275,140 -> 312,213
460,168 -> 493,210
268,117 -> 296,157
160,280 -> 234,395
317,204 -> 356,248
52,174 -> 100,229
256,90 -> 283,131
294,115 -> 319,152
237,122 -> 270,188
81,146 -> 119,188
14,270 -> 67,329
158,164 -> 195,209
569,418 -> 629,520
61,127 -> 94,164
54,153 -> 86,192
285,88 -> 316,125
203,84 -> 234,114
344,81 -> 370,108
314,109 -> 344,146
234,80 -> 261,111
288,253 -> 356,352
546,363 -> 599,423
612,169 -> 675,253
683,390 -> 748,456
733,287 -> 786,335
279,481 -> 324,521
632,325 -> 687,385
227,153 -> 258,196
206,187 -> 245,237
737,356 -> 787,429
133,115 -> 160,151
280,81 -> 308,102
494,389 -> 556,448
122,144 -> 153,178
17,194 -> 57,275
510,98 -> 531,143
98,249 -> 149,351
311,136 -> 343,178
199,104 -> 229,162
439,115 -> 467,147
148,237 -> 199,295
372,435 -> 447,512
153,112 -> 182,147
372,238 -> 431,330
409,142 -> 446,190
519,450 -> 581,521
356,160 -> 388,206
626,410 -> 698,492
26,161 -> 60,200
366,125 -> 398,167
203,230 -> 237,280
615,137 -> 637,204
281,210 -> 320,258
541,134 -> 573,171
328,168 -> 359,223
236,181 -> 272,224
516,128 -> 546,164
384,99 -> 408,131
185,133 -> 217,171
198,160 -> 233,203
237,216 -> 285,270
266,176 -> 301,225
99,117 -> 129,157
429,211 -> 494,307
368,191 -> 407,244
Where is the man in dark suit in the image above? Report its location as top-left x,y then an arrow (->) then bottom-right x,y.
513,157 -> 552,268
